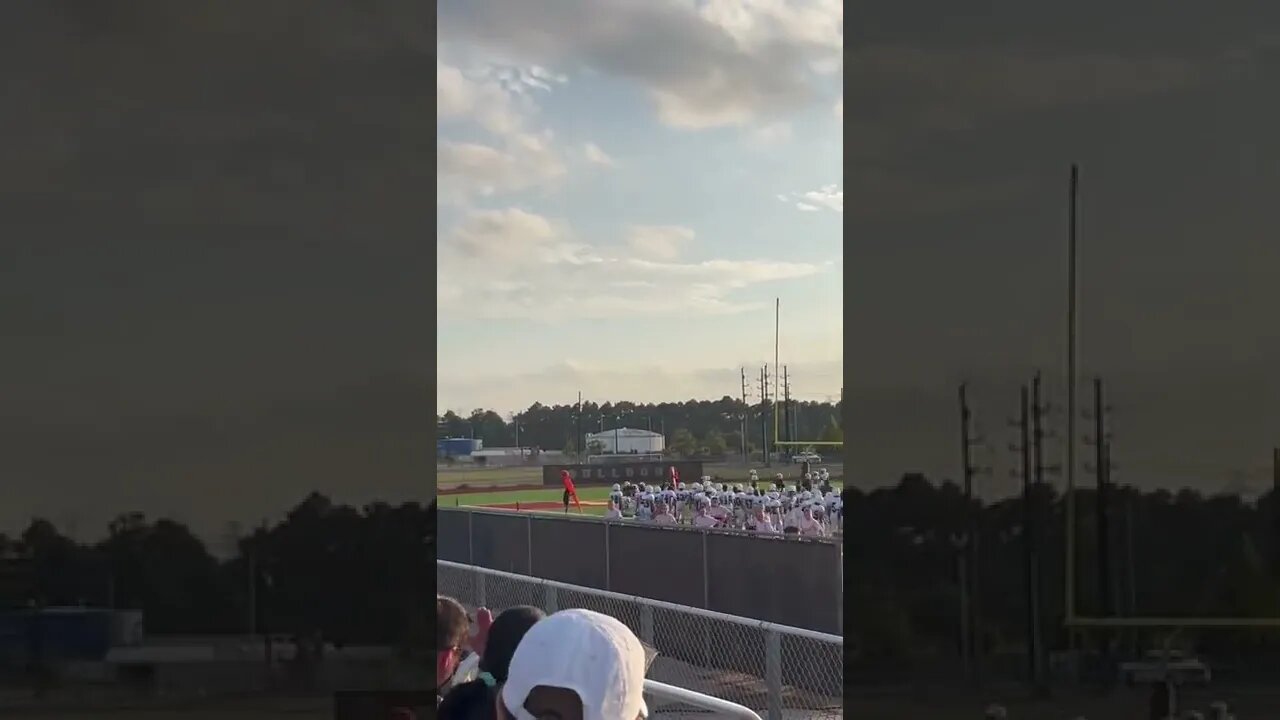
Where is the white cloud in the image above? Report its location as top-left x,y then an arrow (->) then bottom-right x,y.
438,208 -> 828,320
438,0 -> 842,130
625,225 -> 694,260
437,134 -> 566,202
583,142 -> 616,167
437,58 -> 568,203
779,184 -> 842,213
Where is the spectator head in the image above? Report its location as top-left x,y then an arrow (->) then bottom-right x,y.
440,606 -> 545,720
498,609 -> 648,720
437,595 -> 470,687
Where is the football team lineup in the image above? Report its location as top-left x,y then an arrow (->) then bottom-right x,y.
440,462 -> 845,535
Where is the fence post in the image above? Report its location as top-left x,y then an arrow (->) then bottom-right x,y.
604,521 -> 612,591
476,572 -> 487,609
640,604 -> 655,646
765,629 -> 783,720
526,515 -> 534,574
467,510 -> 475,564
835,544 -> 844,636
545,583 -> 559,614
701,530 -> 710,609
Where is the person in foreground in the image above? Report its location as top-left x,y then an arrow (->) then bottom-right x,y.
438,596 -> 492,701
439,605 -> 546,720
497,608 -> 649,720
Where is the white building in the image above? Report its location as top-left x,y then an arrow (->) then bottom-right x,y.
584,427 -> 665,455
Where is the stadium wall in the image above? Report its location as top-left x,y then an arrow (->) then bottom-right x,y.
540,461 -> 705,486
437,507 -> 842,634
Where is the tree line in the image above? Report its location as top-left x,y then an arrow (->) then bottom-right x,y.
437,397 -> 844,456
0,493 -> 434,656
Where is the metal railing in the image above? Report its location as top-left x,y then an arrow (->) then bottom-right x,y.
438,560 -> 843,720
644,680 -> 762,719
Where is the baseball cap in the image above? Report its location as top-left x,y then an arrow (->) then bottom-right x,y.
501,609 -> 652,720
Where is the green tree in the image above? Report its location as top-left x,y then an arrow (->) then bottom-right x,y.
669,428 -> 697,457
704,429 -> 727,457
819,415 -> 843,443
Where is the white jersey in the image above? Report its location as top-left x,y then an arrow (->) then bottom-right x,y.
692,513 -> 719,528
783,507 -> 805,529
748,515 -> 778,534
653,512 -> 677,526
605,507 -> 623,520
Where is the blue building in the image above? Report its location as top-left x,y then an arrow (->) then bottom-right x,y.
438,437 -> 482,458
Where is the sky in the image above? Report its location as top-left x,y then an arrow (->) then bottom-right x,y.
435,0 -> 845,416
0,1 -> 431,541
847,0 -> 1280,496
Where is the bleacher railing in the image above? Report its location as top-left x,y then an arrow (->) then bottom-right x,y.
438,560 -> 843,720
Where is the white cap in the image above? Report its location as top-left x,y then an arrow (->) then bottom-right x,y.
502,609 -> 650,720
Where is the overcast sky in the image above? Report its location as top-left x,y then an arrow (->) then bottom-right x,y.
848,1 -> 1280,496
436,0 -> 844,415
0,1 -> 431,542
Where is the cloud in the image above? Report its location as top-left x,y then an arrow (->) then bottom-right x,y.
583,142 -> 616,166
437,134 -> 566,202
625,225 -> 694,260
779,184 -> 842,213
438,208 -> 827,320
437,58 -> 568,203
438,0 -> 842,129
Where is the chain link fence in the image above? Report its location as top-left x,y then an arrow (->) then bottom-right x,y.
438,560 -> 843,720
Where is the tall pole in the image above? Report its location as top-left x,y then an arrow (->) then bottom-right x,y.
576,392 -> 582,460
1066,163 -> 1080,625
1019,385 -> 1039,689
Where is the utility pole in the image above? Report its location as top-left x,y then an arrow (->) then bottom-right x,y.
576,392 -> 582,460
1030,371 -> 1057,690
958,383 -> 986,685
1085,379 -> 1115,621
741,368 -> 750,462
1010,385 -> 1041,691
1065,164 -> 1080,631
761,364 -> 772,466
782,366 -> 791,445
